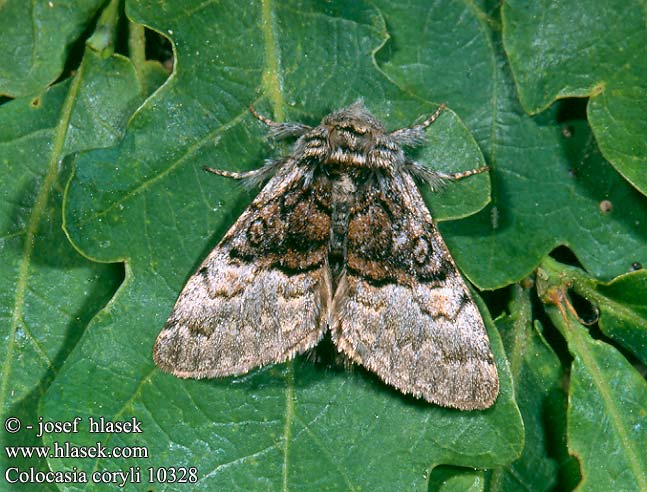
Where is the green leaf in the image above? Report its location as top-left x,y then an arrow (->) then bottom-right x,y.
2,1 -> 642,491
502,0 -> 647,196
41,1 -> 522,490
0,0 -> 106,97
489,285 -> 566,492
379,2 -> 647,289
545,305 -> 647,492
428,466 -> 484,492
0,50 -> 145,489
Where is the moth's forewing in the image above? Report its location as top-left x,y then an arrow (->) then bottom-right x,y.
331,173 -> 498,410
154,164 -> 333,378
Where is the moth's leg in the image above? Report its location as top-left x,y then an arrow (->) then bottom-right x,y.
204,158 -> 284,187
436,166 -> 490,180
249,105 -> 311,139
390,103 -> 447,147
406,160 -> 489,190
204,166 -> 261,180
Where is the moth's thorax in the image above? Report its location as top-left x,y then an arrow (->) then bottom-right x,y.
298,119 -> 404,171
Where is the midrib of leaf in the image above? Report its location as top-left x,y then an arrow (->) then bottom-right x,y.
0,65 -> 83,414
464,0 -> 502,276
508,285 -> 529,383
259,1 -> 293,488
29,0 -> 38,79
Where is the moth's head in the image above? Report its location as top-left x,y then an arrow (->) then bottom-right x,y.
322,101 -> 385,150
318,101 -> 401,170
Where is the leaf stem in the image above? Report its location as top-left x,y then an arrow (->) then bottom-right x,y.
260,0 -> 284,120
128,21 -> 147,93
87,0 -> 120,58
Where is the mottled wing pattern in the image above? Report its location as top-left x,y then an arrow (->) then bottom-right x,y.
332,172 -> 498,410
154,164 -> 333,378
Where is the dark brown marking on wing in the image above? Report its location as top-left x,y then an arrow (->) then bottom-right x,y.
227,174 -> 333,273
345,176 -> 453,287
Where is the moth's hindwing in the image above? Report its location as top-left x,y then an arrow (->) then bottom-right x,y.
332,172 -> 498,410
154,164 -> 333,378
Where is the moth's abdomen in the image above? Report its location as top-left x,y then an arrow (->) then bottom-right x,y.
329,173 -> 356,276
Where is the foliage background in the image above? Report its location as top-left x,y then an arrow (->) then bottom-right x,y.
1,0 -> 645,491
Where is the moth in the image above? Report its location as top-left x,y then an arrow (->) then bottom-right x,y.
154,101 -> 499,410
